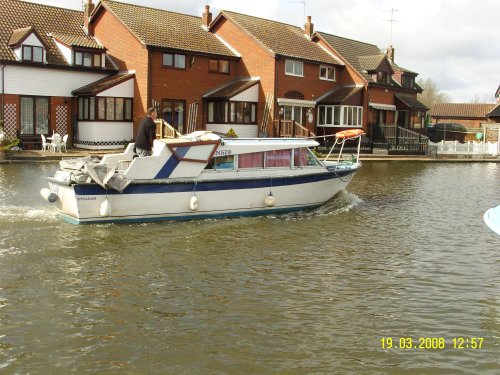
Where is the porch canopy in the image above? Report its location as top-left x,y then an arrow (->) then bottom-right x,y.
72,73 -> 135,96
369,102 -> 396,111
203,78 -> 259,100
394,94 -> 428,111
277,98 -> 316,107
317,85 -> 363,105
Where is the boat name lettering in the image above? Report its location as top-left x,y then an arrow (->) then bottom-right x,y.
77,196 -> 97,201
214,150 -> 232,157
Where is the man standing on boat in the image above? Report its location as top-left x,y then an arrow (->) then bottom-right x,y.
135,107 -> 158,157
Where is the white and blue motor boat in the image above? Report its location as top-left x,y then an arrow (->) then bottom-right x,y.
41,130 -> 364,224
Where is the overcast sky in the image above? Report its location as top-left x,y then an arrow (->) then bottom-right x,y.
27,0 -> 500,103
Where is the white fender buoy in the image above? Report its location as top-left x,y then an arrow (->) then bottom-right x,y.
189,195 -> 199,211
100,198 -> 111,217
264,192 -> 276,207
40,188 -> 58,203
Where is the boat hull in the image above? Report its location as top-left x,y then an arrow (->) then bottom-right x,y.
484,205 -> 500,235
48,169 -> 357,224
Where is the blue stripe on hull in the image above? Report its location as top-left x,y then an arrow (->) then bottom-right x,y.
72,169 -> 355,196
57,203 -> 324,224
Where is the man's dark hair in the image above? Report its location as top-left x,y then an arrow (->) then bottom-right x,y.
147,107 -> 157,116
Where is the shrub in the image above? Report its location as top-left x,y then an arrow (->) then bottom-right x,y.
0,137 -> 20,151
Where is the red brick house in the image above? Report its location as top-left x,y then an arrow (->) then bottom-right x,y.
430,103 -> 499,128
0,0 -> 118,149
89,0 -> 243,136
313,34 -> 427,139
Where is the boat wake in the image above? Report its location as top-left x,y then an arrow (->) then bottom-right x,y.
0,204 -> 59,223
267,190 -> 363,222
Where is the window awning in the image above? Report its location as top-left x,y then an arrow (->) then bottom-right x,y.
369,102 -> 396,111
277,98 -> 316,107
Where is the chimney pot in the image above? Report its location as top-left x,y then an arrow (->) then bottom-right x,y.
84,0 -> 95,35
386,44 -> 395,63
202,4 -> 212,28
304,15 -> 314,37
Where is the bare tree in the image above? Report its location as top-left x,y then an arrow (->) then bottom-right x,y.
417,78 -> 450,109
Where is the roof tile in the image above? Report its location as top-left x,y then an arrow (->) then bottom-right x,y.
221,11 -> 343,66
430,103 -> 496,118
100,0 -> 237,57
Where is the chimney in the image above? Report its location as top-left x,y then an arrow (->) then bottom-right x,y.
84,0 -> 95,35
304,16 -> 314,37
386,44 -> 395,63
202,5 -> 212,28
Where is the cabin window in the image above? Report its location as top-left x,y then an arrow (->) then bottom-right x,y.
209,59 -> 230,74
238,152 -> 264,169
318,105 -> 362,127
207,155 -> 234,170
22,45 -> 44,63
294,148 -> 321,167
78,97 -> 133,121
319,65 -> 335,81
74,51 -> 102,67
285,59 -> 303,77
163,53 -> 186,69
265,150 -> 291,168
20,96 -> 49,134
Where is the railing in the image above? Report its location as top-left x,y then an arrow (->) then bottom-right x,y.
372,124 -> 428,145
273,120 -> 315,138
155,119 -> 182,139
429,140 -> 499,156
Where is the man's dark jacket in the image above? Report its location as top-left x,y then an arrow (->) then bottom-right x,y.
135,116 -> 156,151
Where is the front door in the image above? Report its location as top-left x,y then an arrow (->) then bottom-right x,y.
161,99 -> 185,134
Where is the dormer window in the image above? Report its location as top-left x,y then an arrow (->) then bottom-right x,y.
74,50 -> 102,68
22,45 -> 44,63
377,71 -> 391,85
402,75 -> 414,88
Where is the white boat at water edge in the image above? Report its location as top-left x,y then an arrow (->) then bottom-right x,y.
484,205 -> 500,235
40,130 -> 364,224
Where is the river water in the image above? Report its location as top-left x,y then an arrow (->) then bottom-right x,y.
0,161 -> 498,374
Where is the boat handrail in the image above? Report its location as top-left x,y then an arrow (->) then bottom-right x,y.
323,129 -> 365,163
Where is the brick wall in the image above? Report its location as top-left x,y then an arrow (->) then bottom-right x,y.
149,50 -> 237,131
212,18 -> 276,130
92,8 -> 149,133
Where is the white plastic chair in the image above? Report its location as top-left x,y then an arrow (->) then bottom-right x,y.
60,134 -> 68,152
40,134 -> 50,152
50,133 -> 62,152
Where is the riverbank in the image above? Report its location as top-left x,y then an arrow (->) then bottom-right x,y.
0,147 -> 499,163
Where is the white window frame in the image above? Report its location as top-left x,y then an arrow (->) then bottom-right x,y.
319,65 -> 335,81
285,59 -> 304,77
317,105 -> 363,128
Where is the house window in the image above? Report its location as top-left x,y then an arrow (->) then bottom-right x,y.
207,101 -> 256,124
161,99 -> 185,133
20,96 -> 49,134
319,65 -> 335,81
318,105 -> 363,127
230,102 -> 256,124
22,45 -> 44,63
402,75 -> 414,88
377,71 -> 391,84
74,51 -> 102,67
207,102 -> 228,123
209,59 -> 230,74
285,59 -> 303,77
78,97 -> 133,121
162,53 -> 186,69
